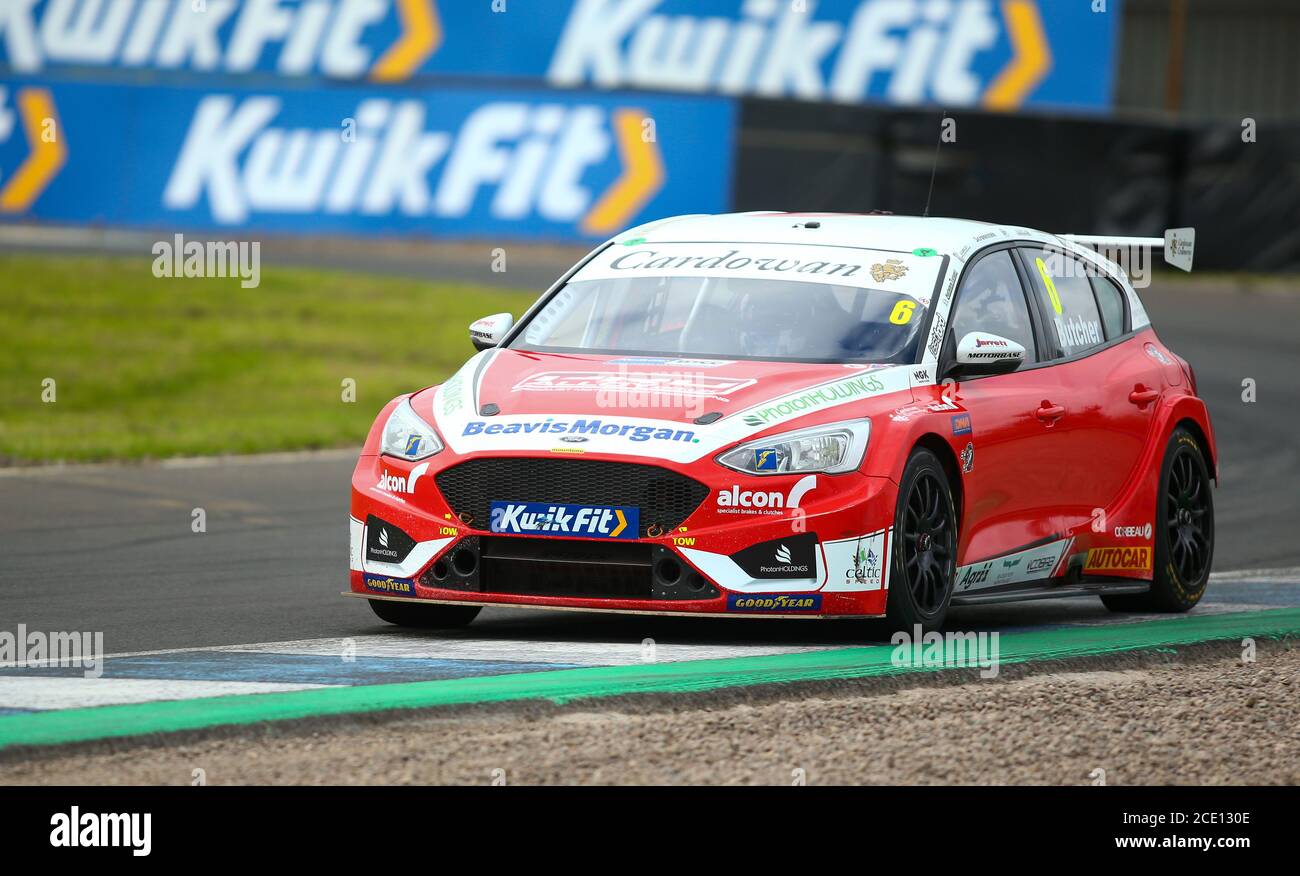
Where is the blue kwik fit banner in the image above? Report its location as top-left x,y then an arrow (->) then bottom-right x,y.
0,80 -> 734,239
1,1 -> 1121,112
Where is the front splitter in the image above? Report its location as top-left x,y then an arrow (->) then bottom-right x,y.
346,591 -> 881,619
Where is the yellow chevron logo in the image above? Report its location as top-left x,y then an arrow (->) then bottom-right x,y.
0,87 -> 67,213
371,0 -> 442,82
581,108 -> 664,237
982,0 -> 1053,111
610,509 -> 628,539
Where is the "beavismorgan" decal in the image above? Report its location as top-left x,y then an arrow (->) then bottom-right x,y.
464,418 -> 697,444
1085,546 -> 1152,572
727,594 -> 823,612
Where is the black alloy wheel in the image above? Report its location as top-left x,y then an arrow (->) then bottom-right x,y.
887,449 -> 958,632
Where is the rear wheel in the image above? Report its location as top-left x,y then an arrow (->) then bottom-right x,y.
1102,427 -> 1214,613
886,448 -> 958,633
368,599 -> 481,628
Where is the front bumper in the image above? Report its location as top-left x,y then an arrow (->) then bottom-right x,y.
349,452 -> 898,617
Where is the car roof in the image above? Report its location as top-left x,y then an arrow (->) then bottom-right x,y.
616,212 -> 1059,255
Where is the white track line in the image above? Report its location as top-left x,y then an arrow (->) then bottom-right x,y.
0,677 -> 333,710
0,636 -> 832,670
214,636 -> 834,666
1209,567 -> 1300,584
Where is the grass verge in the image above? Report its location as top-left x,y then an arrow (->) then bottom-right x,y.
0,253 -> 535,462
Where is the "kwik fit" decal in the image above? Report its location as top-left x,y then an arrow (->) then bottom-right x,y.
489,501 -> 638,539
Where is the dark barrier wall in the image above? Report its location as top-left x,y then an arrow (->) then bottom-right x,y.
734,98 -> 1300,272
1182,127 -> 1300,272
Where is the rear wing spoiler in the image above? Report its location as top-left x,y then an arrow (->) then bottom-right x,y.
1058,227 -> 1195,272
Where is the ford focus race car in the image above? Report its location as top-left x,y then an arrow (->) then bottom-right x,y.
348,213 -> 1215,631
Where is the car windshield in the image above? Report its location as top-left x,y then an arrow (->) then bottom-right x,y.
511,242 -> 944,363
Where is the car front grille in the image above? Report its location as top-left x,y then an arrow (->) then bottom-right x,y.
434,457 -> 710,537
481,537 -> 655,599
419,537 -> 719,601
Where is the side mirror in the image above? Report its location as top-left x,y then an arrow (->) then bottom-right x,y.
469,313 -> 513,351
949,332 -> 1025,378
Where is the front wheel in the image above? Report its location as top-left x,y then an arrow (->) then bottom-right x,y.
1102,427 -> 1214,613
886,448 -> 958,633
368,599 -> 481,628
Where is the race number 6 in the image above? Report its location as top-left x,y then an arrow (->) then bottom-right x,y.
889,300 -> 916,325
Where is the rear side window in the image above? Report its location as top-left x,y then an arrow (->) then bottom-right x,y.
1021,246 -> 1104,357
1090,276 -> 1127,340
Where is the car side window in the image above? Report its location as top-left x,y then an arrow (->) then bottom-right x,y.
1021,246 -> 1104,357
949,250 -> 1037,365
1090,275 -> 1127,340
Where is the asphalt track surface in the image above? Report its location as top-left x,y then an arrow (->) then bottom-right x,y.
2,262 -> 1299,736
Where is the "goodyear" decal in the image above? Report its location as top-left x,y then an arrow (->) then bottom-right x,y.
727,593 -> 822,612
363,574 -> 417,596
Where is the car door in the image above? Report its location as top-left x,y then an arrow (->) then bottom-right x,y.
939,246 -> 1069,565
1016,245 -> 1164,528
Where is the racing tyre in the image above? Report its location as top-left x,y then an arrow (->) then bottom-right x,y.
1102,427 -> 1214,613
886,448 -> 958,633
368,599 -> 481,628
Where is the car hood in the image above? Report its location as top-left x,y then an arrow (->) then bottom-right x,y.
421,349 -> 916,464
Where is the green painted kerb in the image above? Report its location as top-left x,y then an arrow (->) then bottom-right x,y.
3,608 -> 1298,751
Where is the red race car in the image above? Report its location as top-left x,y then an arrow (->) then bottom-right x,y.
347,214 -> 1214,631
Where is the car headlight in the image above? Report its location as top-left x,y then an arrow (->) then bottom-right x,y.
716,421 -> 870,475
380,398 -> 443,461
